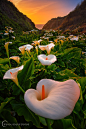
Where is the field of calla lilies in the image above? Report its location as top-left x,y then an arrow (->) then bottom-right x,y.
0,27 -> 86,129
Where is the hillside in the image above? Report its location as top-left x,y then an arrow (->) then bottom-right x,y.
43,0 -> 86,33
0,0 -> 35,32
42,17 -> 66,30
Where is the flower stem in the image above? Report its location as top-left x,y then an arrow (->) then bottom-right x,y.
7,52 -> 11,68
17,83 -> 25,94
45,118 -> 52,129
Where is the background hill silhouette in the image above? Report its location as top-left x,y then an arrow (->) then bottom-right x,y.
43,0 -> 86,33
0,0 -> 35,32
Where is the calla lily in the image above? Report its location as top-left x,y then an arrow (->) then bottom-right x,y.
35,46 -> 38,55
4,33 -> 9,36
9,56 -> 20,64
19,44 -> 33,54
33,39 -> 42,46
11,36 -> 15,40
44,37 -> 49,41
70,36 -> 79,41
25,45 -> 33,53
54,39 -> 58,43
3,65 -> 24,86
39,43 -> 55,54
4,42 -> 12,55
19,46 -> 25,55
24,79 -> 80,120
38,54 -> 57,65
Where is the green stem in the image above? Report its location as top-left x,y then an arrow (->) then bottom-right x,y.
45,118 -> 52,129
17,83 -> 25,94
7,51 -> 11,68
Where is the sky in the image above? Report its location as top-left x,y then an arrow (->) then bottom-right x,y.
9,0 -> 82,24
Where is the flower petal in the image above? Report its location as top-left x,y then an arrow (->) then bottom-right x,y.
3,65 -> 24,80
38,54 -> 57,65
24,79 -> 80,119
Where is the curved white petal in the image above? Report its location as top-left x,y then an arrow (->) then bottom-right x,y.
24,79 -> 80,119
38,54 -> 57,65
3,65 -> 24,80
9,56 -> 20,63
39,43 -> 55,54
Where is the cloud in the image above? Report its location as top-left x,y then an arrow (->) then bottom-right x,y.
17,0 -> 56,15
9,0 -> 23,5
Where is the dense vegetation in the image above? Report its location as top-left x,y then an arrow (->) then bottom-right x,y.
0,27 -> 86,129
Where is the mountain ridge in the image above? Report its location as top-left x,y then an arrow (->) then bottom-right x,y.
0,0 -> 35,32
43,0 -> 86,33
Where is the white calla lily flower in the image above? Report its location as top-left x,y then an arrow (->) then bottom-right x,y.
4,42 -> 12,55
39,43 -> 55,54
19,44 -> 33,54
38,54 -> 57,65
9,56 -> 20,64
3,65 -> 24,85
24,79 -> 80,120
33,39 -> 42,46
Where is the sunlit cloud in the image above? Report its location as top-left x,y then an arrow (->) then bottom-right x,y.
16,0 -> 56,15
9,0 -> 82,24
9,0 -> 22,5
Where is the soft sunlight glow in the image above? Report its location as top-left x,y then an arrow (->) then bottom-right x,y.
8,0 -> 82,24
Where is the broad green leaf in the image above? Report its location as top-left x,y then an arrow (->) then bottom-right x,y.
0,58 -> 9,64
1,109 -> 21,129
39,116 -> 47,126
0,97 -> 15,113
18,57 -> 34,86
78,77 -> 86,91
61,119 -> 75,129
12,84 -> 21,95
10,100 -> 41,128
83,110 -> 86,119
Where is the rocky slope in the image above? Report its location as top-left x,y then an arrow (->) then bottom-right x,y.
0,0 -> 35,31
43,0 -> 86,33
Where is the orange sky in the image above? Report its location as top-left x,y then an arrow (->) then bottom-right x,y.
9,0 -> 81,24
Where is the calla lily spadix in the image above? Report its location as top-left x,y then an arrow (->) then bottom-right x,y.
38,54 -> 57,65
24,79 -> 80,120
3,65 -> 24,86
39,43 -> 55,54
9,56 -> 20,64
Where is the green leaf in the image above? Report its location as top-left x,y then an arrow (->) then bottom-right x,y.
23,79 -> 31,91
0,97 -> 15,114
61,119 -> 75,129
78,77 -> 86,91
58,59 -> 65,67
12,84 -> 21,95
0,58 -> 9,64
83,110 -> 86,119
39,116 -> 47,126
10,100 -> 41,128
18,57 -> 34,86
1,109 -> 21,129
